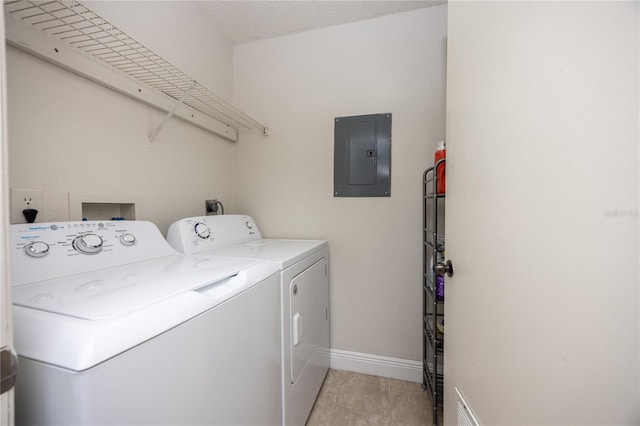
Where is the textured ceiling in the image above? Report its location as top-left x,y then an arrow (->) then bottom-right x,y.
198,1 -> 445,45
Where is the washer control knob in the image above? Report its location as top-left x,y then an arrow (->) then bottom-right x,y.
24,241 -> 50,258
120,233 -> 136,246
194,222 -> 211,239
73,234 -> 104,255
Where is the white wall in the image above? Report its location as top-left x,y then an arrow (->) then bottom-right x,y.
6,1 -> 235,233
84,1 -> 233,100
233,6 -> 447,361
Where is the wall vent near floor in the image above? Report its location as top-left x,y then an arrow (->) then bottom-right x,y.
456,387 -> 480,426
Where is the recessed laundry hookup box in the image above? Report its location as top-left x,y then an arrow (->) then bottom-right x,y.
69,193 -> 142,221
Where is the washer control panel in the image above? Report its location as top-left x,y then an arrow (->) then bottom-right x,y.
166,215 -> 262,254
11,221 -> 178,286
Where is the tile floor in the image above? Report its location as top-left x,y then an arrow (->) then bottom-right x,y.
306,369 -> 433,425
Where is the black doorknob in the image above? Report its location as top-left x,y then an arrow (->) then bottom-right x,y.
433,260 -> 454,278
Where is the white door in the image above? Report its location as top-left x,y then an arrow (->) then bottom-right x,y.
444,2 -> 638,425
0,5 -> 16,425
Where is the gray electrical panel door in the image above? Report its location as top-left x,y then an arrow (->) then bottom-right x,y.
334,113 -> 391,197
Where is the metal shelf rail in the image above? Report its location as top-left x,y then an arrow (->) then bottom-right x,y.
4,0 -> 268,142
423,159 -> 445,426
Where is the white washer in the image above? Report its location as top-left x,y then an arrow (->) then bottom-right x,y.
167,215 -> 330,426
10,220 -> 281,426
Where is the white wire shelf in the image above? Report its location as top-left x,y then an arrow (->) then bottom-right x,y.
4,0 -> 269,141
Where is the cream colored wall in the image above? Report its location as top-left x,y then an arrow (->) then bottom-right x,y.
6,2 -> 236,234
233,7 -> 448,361
84,1 -> 233,100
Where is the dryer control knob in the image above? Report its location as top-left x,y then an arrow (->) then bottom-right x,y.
120,233 -> 136,246
73,234 -> 104,255
24,241 -> 50,258
194,222 -> 211,239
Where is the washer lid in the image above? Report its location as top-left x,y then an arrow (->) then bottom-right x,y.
206,239 -> 328,269
12,258 -> 279,372
12,255 -> 260,320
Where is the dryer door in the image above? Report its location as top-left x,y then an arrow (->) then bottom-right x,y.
289,257 -> 328,384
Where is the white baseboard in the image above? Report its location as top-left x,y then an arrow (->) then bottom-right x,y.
326,348 -> 422,383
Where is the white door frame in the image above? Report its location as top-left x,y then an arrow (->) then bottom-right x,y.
0,3 -> 16,425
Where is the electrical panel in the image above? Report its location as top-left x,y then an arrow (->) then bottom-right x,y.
334,113 -> 391,197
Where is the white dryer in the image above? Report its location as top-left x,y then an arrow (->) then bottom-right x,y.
10,220 -> 281,426
167,215 -> 330,426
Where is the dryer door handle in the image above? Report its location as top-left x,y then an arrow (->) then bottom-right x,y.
293,313 -> 302,346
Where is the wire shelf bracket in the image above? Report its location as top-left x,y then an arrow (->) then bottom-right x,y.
4,0 -> 269,142
148,81 -> 196,142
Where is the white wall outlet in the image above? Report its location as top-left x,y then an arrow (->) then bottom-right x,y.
10,188 -> 43,224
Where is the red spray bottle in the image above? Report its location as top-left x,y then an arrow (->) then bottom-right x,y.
434,140 -> 446,194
